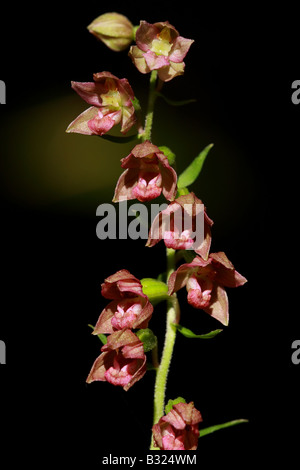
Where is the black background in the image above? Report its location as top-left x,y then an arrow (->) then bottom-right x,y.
0,2 -> 299,466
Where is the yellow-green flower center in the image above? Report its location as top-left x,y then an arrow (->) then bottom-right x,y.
101,89 -> 121,110
151,27 -> 173,56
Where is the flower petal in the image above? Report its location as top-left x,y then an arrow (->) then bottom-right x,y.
101,269 -> 144,299
165,402 -> 202,429
113,168 -> 140,202
86,350 -> 115,383
118,77 -> 135,102
101,329 -> 141,352
146,202 -> 179,248
194,212 -> 213,260
203,285 -> 229,326
93,300 -> 118,335
93,71 -> 119,83
135,21 -> 160,52
120,106 -> 137,134
143,50 -> 170,70
158,61 -> 185,82
131,141 -> 160,159
169,37 -> 194,63
122,341 -> 145,360
157,151 -> 177,201
70,81 -> 106,106
168,256 -> 209,295
123,357 -> 146,391
133,299 -> 154,329
210,252 -> 247,287
66,106 -> 99,135
128,46 -> 150,74
88,110 -> 121,135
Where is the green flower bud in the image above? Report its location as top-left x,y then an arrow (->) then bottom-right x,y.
87,12 -> 134,52
136,328 -> 157,353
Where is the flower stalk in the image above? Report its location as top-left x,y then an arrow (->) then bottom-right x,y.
142,70 -> 158,142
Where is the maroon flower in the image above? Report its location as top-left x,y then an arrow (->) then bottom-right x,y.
146,192 -> 213,260
113,141 -> 177,202
168,252 -> 247,325
93,269 -> 153,334
86,329 -> 146,391
152,402 -> 202,450
66,72 -> 136,136
129,21 -> 194,82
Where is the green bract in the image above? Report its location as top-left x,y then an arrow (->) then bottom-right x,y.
173,324 -> 223,339
136,328 -> 157,352
158,146 -> 176,165
199,419 -> 249,438
177,143 -> 214,189
141,278 -> 169,305
165,397 -> 186,414
88,324 -> 107,345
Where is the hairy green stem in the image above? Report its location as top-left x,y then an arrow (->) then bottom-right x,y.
142,70 -> 158,142
142,70 -> 179,450
150,248 -> 180,450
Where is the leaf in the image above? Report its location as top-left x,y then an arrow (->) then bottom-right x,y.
199,419 -> 249,438
158,146 -> 176,165
165,397 -> 187,415
155,91 -> 196,107
177,143 -> 214,189
88,324 -> 107,345
98,133 -> 138,144
173,324 -> 223,339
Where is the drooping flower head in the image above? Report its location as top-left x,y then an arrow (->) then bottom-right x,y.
129,21 -> 194,82
87,12 -> 134,52
113,141 -> 177,203
86,329 -> 146,391
168,252 -> 247,325
93,269 -> 153,334
146,192 -> 213,260
152,401 -> 202,450
66,72 -> 136,136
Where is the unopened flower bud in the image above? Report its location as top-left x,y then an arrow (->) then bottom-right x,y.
88,12 -> 134,52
